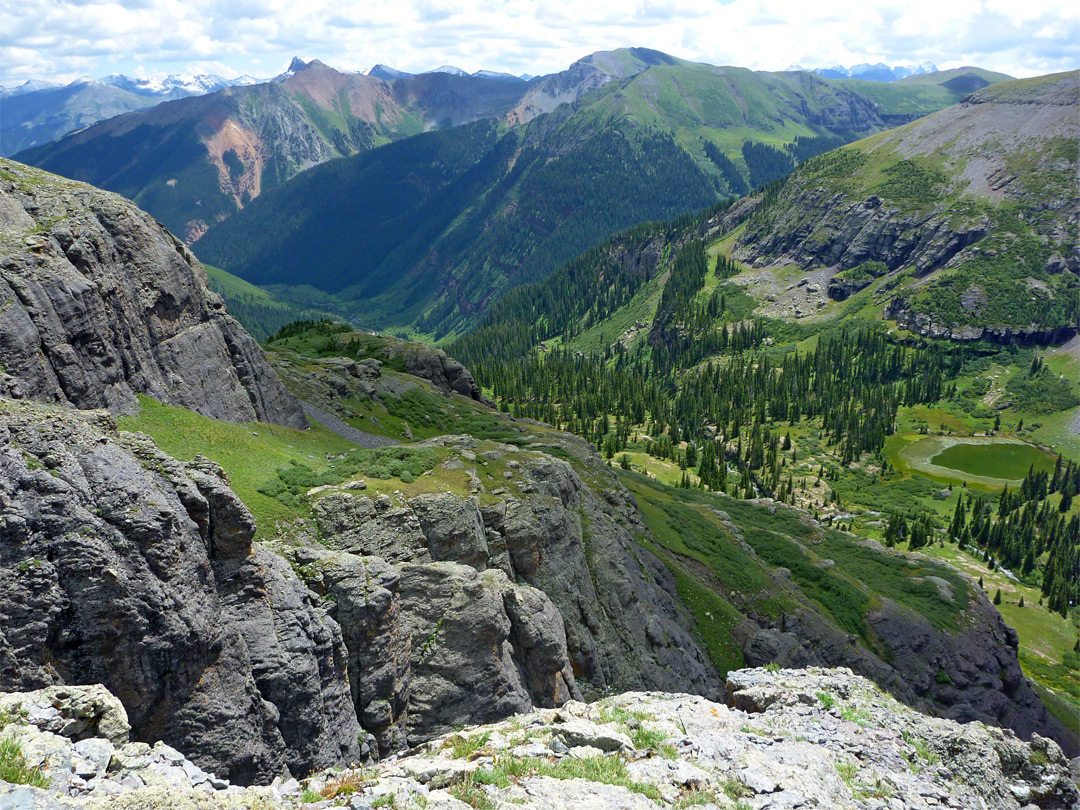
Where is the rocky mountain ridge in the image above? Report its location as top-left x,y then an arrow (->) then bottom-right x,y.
190,57 -> 1008,338
0,388 -> 725,784
0,159 -> 304,428
2,668 -> 1076,809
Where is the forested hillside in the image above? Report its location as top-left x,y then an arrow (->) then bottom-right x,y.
448,143 -> 1079,735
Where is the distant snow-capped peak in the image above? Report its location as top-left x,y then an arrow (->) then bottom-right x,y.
789,61 -> 939,82
424,65 -> 469,77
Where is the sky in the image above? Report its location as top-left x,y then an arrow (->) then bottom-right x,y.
2,0 -> 1077,87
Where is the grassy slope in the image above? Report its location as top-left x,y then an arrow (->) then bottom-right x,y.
622,471 -> 973,675
842,67 -> 1013,117
117,395 -> 355,538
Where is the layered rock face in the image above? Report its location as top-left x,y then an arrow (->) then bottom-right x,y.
0,399 -> 358,784
0,158 -> 306,428
292,434 -> 722,752
734,73 -> 1079,278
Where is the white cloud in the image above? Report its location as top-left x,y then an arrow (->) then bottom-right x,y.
0,0 -> 1076,85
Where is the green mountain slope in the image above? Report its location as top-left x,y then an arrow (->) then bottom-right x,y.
443,71 -> 1080,723
730,71 -> 1079,341
195,116 -> 721,337
214,321 -> 1076,752
843,66 -> 1015,124
204,265 -> 342,342
194,57 -> 1005,339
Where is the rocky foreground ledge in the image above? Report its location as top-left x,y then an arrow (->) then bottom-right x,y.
1,668 -> 1076,810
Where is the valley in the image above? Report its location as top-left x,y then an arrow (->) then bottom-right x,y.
13,50 -> 1013,338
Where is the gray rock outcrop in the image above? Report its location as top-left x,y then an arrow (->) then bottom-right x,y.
4,669 -> 1076,809
0,158 -> 306,428
300,435 -> 724,739
287,541 -> 582,754
0,398 -> 358,784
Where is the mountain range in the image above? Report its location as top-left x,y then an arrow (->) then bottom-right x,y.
0,72 -> 259,156
788,61 -> 940,82
0,33 -> 1078,804
366,64 -> 529,82
2,155 -> 1076,788
14,49 -> 1013,337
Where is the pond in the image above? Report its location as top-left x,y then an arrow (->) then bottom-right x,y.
931,441 -> 1057,480
896,435 -> 1059,489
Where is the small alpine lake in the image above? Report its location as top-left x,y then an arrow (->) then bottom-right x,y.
896,436 -> 1058,489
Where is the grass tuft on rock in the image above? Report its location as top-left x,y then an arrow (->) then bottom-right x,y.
0,736 -> 49,789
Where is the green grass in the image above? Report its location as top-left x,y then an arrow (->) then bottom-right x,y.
625,474 -> 770,594
565,274 -> 664,354
0,736 -> 49,788
741,525 -> 870,640
443,731 -> 491,760
456,753 -> 663,807
623,469 -> 970,659
259,446 -> 439,508
902,731 -> 940,766
117,396 -> 355,537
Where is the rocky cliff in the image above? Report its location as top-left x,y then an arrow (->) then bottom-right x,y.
280,431 -> 724,753
736,577 -> 1067,749
0,159 -> 306,428
0,392 -> 722,784
0,399 -> 355,784
271,339 -> 1074,758
3,668 -> 1076,809
731,71 -> 1079,342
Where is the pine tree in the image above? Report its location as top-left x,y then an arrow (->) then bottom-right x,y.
993,589 -> 1002,605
